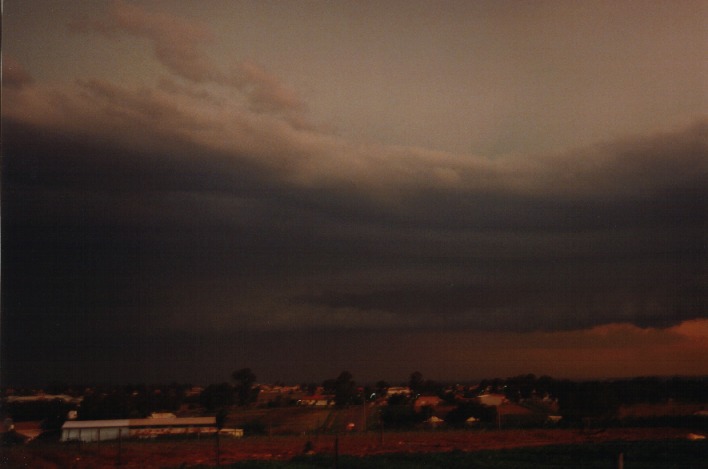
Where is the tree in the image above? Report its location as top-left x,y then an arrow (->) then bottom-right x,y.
199,383 -> 234,411
215,408 -> 228,430
504,374 -> 537,402
375,380 -> 390,399
324,371 -> 357,408
381,392 -> 427,429
232,368 -> 258,406
409,371 -> 424,393
40,399 -> 70,432
322,379 -> 338,395
336,371 -> 356,407
445,401 -> 497,428
78,388 -> 134,420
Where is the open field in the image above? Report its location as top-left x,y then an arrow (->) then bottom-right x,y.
224,407 -> 333,435
231,439 -> 708,468
3,427 -> 705,468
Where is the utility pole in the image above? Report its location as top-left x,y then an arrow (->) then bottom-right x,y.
116,428 -> 122,466
379,410 -> 384,446
334,434 -> 339,469
362,400 -> 367,432
215,429 -> 220,466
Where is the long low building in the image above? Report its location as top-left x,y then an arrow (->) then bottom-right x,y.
61,417 -> 217,442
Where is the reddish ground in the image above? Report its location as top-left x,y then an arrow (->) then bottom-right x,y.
1,427 -> 699,469
10,421 -> 43,441
618,402 -> 706,418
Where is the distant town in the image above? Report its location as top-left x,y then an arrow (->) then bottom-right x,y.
4,370 -> 708,442
3,371 -> 708,467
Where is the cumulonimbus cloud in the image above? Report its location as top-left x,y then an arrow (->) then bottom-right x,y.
5,65 -> 706,334
4,60 -> 707,224
4,1 -> 707,336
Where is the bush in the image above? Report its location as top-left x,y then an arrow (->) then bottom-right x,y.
242,419 -> 267,436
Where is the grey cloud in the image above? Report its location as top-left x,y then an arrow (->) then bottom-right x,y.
3,111 -> 707,389
230,60 -> 304,113
5,113 -> 706,339
75,78 -> 225,138
536,120 -> 708,200
71,0 -> 219,83
7,75 -> 708,212
4,0 -> 706,386
3,59 -> 707,348
71,1 -> 303,117
2,55 -> 34,89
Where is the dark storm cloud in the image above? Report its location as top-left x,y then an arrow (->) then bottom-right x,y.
4,103 -> 707,343
3,1 -> 707,386
3,11 -> 707,385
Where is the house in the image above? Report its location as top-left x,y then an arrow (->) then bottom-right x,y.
7,394 -> 82,405
218,428 -> 244,438
61,417 -> 217,442
386,387 -> 412,397
297,395 -> 334,407
425,415 -> 444,428
476,393 -> 507,407
257,387 -> 305,407
414,395 -> 442,410
465,416 -> 480,426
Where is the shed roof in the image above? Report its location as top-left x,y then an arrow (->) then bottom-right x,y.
128,417 -> 215,427
62,420 -> 130,429
62,417 -> 216,430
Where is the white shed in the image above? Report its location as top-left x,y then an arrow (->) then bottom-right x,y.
61,417 -> 217,442
61,419 -> 129,442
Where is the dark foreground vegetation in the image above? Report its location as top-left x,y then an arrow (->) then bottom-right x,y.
3,429 -> 705,468
4,373 -> 708,433
180,439 -> 708,469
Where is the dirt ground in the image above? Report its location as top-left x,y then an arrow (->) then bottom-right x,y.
1,427 -> 699,468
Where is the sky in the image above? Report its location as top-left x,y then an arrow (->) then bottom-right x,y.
2,0 -> 707,386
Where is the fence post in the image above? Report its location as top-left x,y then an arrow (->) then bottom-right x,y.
334,434 -> 339,469
116,428 -> 122,466
215,429 -> 221,466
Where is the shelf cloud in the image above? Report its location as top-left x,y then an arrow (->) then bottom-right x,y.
3,0 -> 706,384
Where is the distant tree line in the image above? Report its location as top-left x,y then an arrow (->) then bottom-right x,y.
3,372 -> 707,433
199,367 -> 260,411
79,383 -> 188,420
2,383 -> 191,433
478,374 -> 708,424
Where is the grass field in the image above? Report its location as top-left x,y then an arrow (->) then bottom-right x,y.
225,406 -> 333,435
3,427 -> 706,468
213,439 -> 708,468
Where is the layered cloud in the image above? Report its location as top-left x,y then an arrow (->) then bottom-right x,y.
2,55 -> 34,89
2,2 -> 707,384
4,47 -> 706,335
71,0 -> 303,117
71,0 -> 217,83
